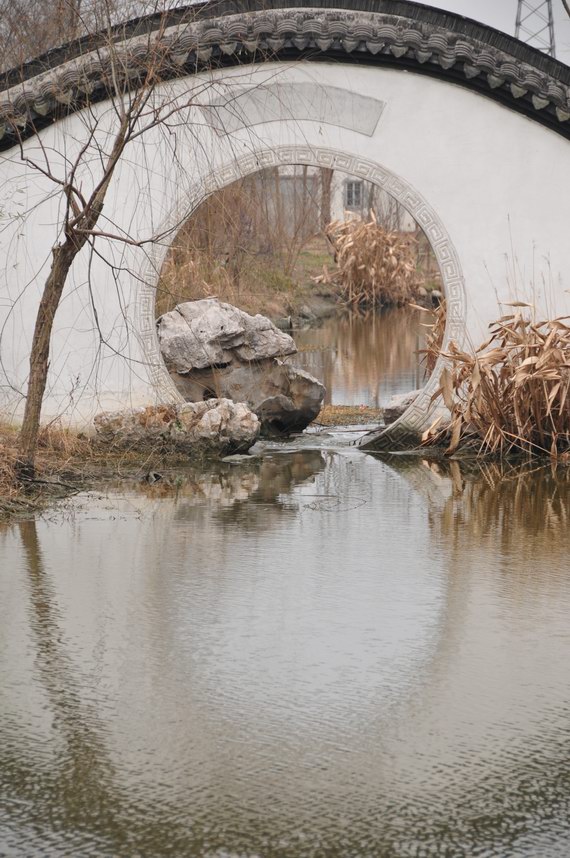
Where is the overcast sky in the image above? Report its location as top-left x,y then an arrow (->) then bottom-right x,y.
424,0 -> 570,64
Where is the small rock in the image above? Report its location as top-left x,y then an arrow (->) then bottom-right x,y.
383,389 -> 421,425
145,471 -> 163,483
94,399 -> 260,456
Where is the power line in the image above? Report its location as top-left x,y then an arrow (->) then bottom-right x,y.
515,0 -> 556,57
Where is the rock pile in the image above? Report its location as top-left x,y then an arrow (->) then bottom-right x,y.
157,299 -> 325,436
94,400 -> 260,456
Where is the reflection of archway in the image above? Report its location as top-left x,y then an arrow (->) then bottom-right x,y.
137,146 -> 466,443
365,455 -> 570,855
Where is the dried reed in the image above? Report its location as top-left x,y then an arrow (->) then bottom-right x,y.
318,214 -> 422,308
411,299 -> 447,378
426,309 -> 570,458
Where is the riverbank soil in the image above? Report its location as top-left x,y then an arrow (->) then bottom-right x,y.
0,423 -> 218,521
0,402 -> 388,521
315,405 -> 383,426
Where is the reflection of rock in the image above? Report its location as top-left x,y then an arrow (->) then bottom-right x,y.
157,299 -> 325,436
131,449 -> 327,530
94,400 -> 259,456
211,450 -> 327,530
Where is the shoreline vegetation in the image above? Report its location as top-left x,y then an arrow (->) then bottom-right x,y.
422,310 -> 570,461
0,404 -> 385,522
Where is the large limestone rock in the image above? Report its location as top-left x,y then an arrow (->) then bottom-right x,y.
157,298 -> 296,371
157,299 -> 325,436
94,400 -> 259,456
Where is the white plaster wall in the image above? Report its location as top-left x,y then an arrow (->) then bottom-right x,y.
1,60 -> 570,427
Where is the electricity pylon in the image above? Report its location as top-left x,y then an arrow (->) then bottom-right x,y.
515,0 -> 556,57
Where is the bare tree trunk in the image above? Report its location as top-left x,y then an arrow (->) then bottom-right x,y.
9,8 -> 205,477
17,241 -> 78,476
301,164 -> 308,233
17,114 -> 127,475
320,167 -> 333,231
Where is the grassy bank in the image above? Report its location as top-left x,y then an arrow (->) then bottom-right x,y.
157,234 -> 341,324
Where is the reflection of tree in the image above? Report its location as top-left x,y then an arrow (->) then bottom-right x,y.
292,307 -> 431,406
3,521 -> 126,845
4,521 -> 210,854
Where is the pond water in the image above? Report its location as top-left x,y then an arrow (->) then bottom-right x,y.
289,307 -> 431,407
1,441 -> 570,857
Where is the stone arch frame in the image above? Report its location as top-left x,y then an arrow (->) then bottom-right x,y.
135,144 -> 466,447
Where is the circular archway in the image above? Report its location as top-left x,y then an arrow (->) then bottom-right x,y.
136,145 -> 466,446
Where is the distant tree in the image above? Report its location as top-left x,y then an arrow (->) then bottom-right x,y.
0,0 -> 164,72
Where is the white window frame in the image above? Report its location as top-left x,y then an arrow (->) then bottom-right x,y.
345,179 -> 363,210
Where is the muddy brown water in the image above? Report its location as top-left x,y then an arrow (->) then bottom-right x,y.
1,313 -> 570,858
2,449 -> 570,857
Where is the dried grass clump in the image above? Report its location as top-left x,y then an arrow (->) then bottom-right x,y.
427,309 -> 570,458
0,437 -> 19,497
315,404 -> 383,426
318,214 -> 422,308
37,422 -> 91,456
423,300 -> 447,376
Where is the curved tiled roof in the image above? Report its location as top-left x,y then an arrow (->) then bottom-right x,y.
1,0 -> 570,149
